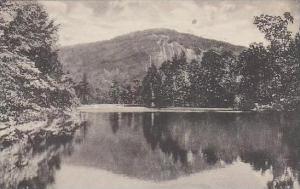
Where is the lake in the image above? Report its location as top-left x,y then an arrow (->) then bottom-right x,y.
1,111 -> 300,189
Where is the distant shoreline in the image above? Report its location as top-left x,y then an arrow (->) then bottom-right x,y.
78,104 -> 248,113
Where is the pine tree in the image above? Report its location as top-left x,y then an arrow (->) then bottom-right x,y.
141,64 -> 162,107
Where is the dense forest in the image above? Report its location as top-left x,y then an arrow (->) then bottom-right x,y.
85,12 -> 299,111
0,1 -> 78,124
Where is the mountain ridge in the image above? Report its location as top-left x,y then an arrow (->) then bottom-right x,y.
60,28 -> 245,51
58,28 -> 246,99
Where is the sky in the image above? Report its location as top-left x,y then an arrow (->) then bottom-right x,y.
40,0 -> 300,47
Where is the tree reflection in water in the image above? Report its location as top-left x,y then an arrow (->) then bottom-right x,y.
0,121 -> 90,189
108,112 -> 300,188
1,112 -> 300,189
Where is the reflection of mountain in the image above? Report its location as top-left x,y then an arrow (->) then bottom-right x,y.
1,112 -> 300,189
0,122 -> 89,189
63,112 -> 300,187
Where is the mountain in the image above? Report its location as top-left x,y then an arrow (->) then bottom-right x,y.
58,28 -> 245,97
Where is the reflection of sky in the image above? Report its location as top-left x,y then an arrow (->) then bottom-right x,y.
41,0 -> 300,47
49,162 -> 277,189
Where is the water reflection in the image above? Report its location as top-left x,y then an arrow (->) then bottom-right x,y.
0,121 -> 89,189
0,112 -> 300,189
103,112 -> 300,187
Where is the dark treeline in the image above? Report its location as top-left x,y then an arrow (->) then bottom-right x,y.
102,12 -> 300,111
108,51 -> 237,108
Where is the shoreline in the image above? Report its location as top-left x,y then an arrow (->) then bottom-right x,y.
77,104 -> 248,113
0,110 -> 83,149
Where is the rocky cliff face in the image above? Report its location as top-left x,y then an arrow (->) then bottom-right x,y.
59,28 -> 245,95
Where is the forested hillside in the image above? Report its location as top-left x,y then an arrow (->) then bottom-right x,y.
59,29 -> 245,102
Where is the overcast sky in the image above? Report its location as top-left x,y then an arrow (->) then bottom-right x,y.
40,0 -> 300,47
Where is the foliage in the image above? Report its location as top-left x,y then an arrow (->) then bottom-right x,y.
160,53 -> 190,106
107,79 -> 142,105
238,12 -> 300,110
0,51 -> 77,123
103,12 -> 299,111
135,12 -> 299,110
109,81 -> 122,104
74,73 -> 92,104
3,2 -> 62,77
254,12 -> 294,52
141,64 -> 162,107
0,1 -> 78,124
238,43 -> 274,106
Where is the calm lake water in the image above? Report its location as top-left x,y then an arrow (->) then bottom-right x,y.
1,111 -> 300,189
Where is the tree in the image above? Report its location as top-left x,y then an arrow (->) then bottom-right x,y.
199,50 -> 229,107
108,80 -> 143,104
141,64 -> 162,107
0,51 -> 77,123
120,85 -> 134,104
171,53 -> 190,106
159,60 -> 175,106
160,53 -> 189,107
0,1 -> 78,123
3,2 -> 62,77
238,12 -> 299,110
293,32 -> 300,92
131,79 -> 142,104
254,12 -> 294,52
285,31 -> 300,110
219,51 -> 238,105
74,73 -> 92,104
0,0 -> 19,50
109,81 -> 121,104
188,59 -> 204,106
238,44 -> 274,107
